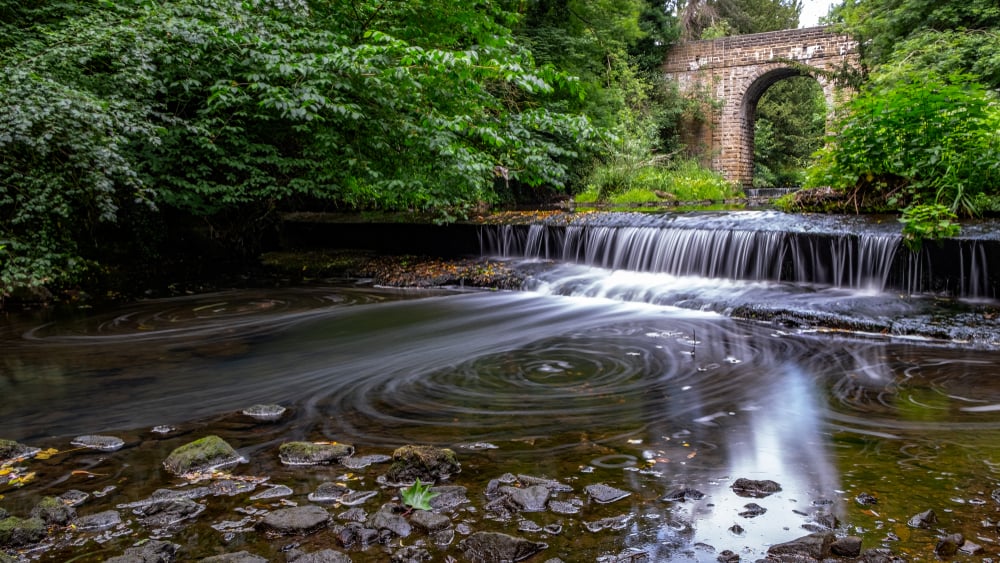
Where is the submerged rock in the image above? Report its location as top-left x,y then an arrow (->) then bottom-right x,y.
199,552 -> 268,563
585,483 -> 631,504
308,482 -> 351,503
257,505 -> 330,536
409,510 -> 451,533
73,510 -> 123,531
935,533 -> 964,557
907,509 -> 937,529
133,498 -> 206,528
241,403 -> 286,421
737,503 -> 766,518
662,487 -> 705,502
163,435 -> 244,476
105,539 -> 180,563
286,548 -> 352,563
249,484 -> 293,500
71,434 -> 125,451
384,445 -> 461,484
341,454 -> 391,469
459,531 -> 547,562
279,441 -> 354,466
731,478 -> 782,498
59,489 -> 90,507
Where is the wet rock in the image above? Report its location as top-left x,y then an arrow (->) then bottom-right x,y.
831,535 -> 863,557
134,498 -> 206,527
501,485 -> 550,512
104,539 -> 179,563
337,507 -> 367,522
241,403 -> 286,421
459,531 -> 547,562
429,485 -> 469,510
341,454 -> 391,470
907,509 -> 937,528
249,484 -> 293,500
59,489 -> 90,507
662,487 -> 705,502
257,505 -> 330,536
766,532 -> 833,559
517,474 -> 573,493
585,483 -> 631,504
287,548 -> 352,562
856,492 -> 878,505
548,500 -> 581,515
737,503 -> 766,518
210,478 -> 257,497
409,510 -> 451,533
333,522 -> 379,548
341,490 -> 379,506
308,482 -> 351,503
74,509 -> 122,531
730,478 -> 781,498
584,514 -> 632,532
959,539 -> 984,555
391,545 -> 431,562
935,533 -> 964,557
0,516 -> 46,547
71,434 -> 125,452
717,550 -> 739,562
384,445 -> 460,484
597,548 -> 649,562
366,504 -> 411,538
519,520 -> 543,533
199,552 -> 268,563
805,512 -> 838,531
279,441 -> 354,466
163,435 -> 244,476
858,548 -> 907,562
118,487 -> 212,508
992,488 -> 1000,505
0,439 -> 39,462
728,524 -> 745,536
31,495 -> 76,525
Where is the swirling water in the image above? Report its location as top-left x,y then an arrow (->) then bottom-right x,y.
2,279 -> 1000,560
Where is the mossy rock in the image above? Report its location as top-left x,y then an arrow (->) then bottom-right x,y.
278,442 -> 354,466
163,435 -> 244,476
0,439 -> 38,463
31,496 -> 76,526
384,445 -> 460,484
0,516 -> 46,548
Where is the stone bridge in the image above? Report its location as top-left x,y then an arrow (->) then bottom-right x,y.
663,26 -> 859,187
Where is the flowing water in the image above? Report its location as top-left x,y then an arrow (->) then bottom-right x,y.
2,212 -> 1000,562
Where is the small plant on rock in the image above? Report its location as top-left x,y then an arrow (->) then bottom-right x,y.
400,478 -> 438,512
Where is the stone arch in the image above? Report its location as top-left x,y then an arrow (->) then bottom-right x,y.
731,66 -> 827,188
663,26 -> 859,187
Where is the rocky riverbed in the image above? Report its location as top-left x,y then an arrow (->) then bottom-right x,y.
0,403 -> 963,562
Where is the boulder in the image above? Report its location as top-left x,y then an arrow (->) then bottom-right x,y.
163,436 -> 244,476
279,441 -> 354,465
384,445 -> 460,484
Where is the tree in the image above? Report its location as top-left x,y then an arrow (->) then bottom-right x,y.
0,0 -> 600,294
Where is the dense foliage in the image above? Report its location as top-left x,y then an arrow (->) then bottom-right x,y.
0,0 -> 603,292
806,0 -> 1000,245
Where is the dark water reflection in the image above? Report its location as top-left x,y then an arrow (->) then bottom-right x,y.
3,285 -> 1000,560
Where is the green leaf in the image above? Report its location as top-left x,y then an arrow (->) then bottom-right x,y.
400,478 -> 438,511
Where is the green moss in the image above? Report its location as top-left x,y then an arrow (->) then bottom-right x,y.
0,516 -> 46,548
163,435 -> 242,476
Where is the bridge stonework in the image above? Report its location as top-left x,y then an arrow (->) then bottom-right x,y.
663,26 -> 859,187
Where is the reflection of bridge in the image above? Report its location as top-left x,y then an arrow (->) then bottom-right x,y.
664,26 -> 859,187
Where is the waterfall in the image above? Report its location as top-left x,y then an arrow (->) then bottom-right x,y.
479,212 -> 996,298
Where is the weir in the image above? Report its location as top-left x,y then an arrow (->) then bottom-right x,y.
479,212 -> 1000,299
